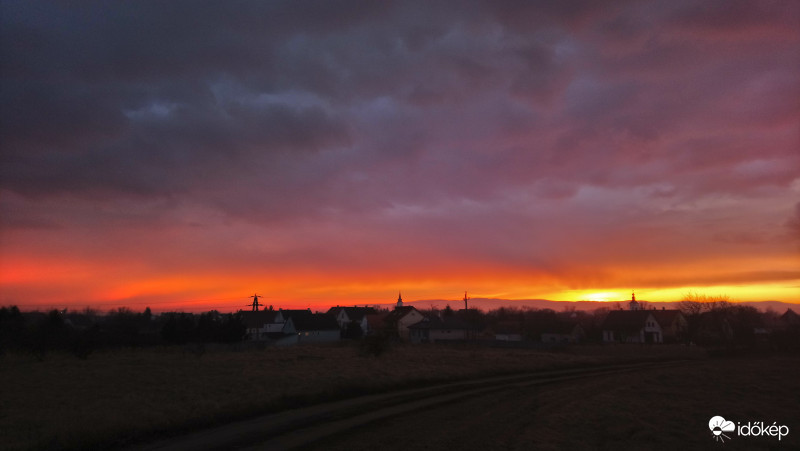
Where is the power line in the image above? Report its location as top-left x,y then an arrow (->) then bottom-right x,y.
7,291 -> 478,313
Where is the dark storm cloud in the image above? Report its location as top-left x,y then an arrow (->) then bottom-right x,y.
1,90 -> 350,197
1,0 -> 392,82
1,0 -> 798,229
2,0 -> 799,306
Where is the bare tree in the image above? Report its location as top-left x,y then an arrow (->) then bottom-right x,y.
678,292 -> 731,316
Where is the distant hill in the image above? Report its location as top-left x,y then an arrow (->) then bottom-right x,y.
395,298 -> 799,313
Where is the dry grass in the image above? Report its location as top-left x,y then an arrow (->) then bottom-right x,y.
308,354 -> 800,451
0,343 -> 705,450
520,355 -> 800,450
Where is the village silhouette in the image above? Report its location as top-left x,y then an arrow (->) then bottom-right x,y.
2,291 -> 799,358
4,292 -> 800,450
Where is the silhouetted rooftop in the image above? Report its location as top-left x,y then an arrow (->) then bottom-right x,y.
408,316 -> 470,331
291,313 -> 339,331
327,306 -> 377,321
239,310 -> 282,328
601,310 -> 655,332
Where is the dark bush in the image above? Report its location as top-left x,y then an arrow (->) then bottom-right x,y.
360,334 -> 391,357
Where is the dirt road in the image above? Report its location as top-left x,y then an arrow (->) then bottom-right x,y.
297,356 -> 800,451
137,360 -> 715,451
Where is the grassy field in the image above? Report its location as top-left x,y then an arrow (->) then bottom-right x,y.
309,354 -> 800,451
0,343 -> 705,450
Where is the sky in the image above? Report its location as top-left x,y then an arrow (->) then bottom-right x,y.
1,0 -> 799,312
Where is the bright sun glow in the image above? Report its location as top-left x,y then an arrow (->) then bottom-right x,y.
583,292 -> 621,303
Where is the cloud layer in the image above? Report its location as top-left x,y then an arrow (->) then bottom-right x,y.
2,0 -> 798,309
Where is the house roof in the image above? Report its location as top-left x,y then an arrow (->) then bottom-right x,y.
290,312 -> 340,331
383,306 -> 421,324
493,321 -> 523,335
541,322 -> 582,335
327,306 -> 377,322
365,312 -> 390,330
408,316 -> 470,331
279,309 -> 313,318
650,309 -> 684,327
601,310 -> 655,332
240,310 -> 281,328
391,306 -> 418,315
781,308 -> 800,325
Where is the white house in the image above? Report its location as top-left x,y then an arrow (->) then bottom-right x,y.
650,309 -> 688,343
240,310 -> 285,341
384,306 -> 426,341
282,311 -> 341,344
408,316 -> 471,344
492,322 -> 523,342
541,323 -> 585,344
601,310 -> 663,343
327,306 -> 377,335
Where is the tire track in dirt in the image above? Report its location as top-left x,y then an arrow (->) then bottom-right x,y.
133,360 -> 692,451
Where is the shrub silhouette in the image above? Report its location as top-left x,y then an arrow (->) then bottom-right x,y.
361,333 -> 391,357
343,321 -> 364,339
71,325 -> 99,359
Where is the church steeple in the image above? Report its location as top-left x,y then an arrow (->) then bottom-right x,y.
396,292 -> 403,308
629,290 -> 640,311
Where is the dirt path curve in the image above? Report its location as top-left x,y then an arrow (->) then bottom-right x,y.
133,360 -> 690,451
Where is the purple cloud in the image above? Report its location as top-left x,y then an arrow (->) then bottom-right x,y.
1,0 -> 798,306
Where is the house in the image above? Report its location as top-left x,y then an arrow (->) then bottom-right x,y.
408,316 -> 471,344
364,311 -> 391,336
601,310 -> 663,343
650,309 -> 688,343
408,319 -> 429,343
383,305 -> 425,341
279,308 -> 314,319
779,308 -> 800,328
454,308 -> 483,340
282,310 -> 340,344
772,308 -> 800,348
541,323 -> 585,344
600,292 -> 685,344
240,309 -> 285,341
327,306 -> 377,336
492,322 -> 524,342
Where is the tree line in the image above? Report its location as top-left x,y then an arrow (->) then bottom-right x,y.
425,299 -> 799,349
2,296 -> 798,359
676,295 -> 799,348
0,306 -> 246,359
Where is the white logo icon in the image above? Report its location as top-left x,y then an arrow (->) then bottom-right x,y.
709,416 -> 735,443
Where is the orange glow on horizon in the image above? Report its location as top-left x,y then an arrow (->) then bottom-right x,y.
1,1 -> 798,317
2,264 -> 798,313
2,248 -> 798,312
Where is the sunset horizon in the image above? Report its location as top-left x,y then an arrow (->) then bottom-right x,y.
5,286 -> 798,314
2,1 -> 798,315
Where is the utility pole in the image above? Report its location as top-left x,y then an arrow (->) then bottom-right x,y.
463,291 -> 469,310
249,293 -> 261,311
